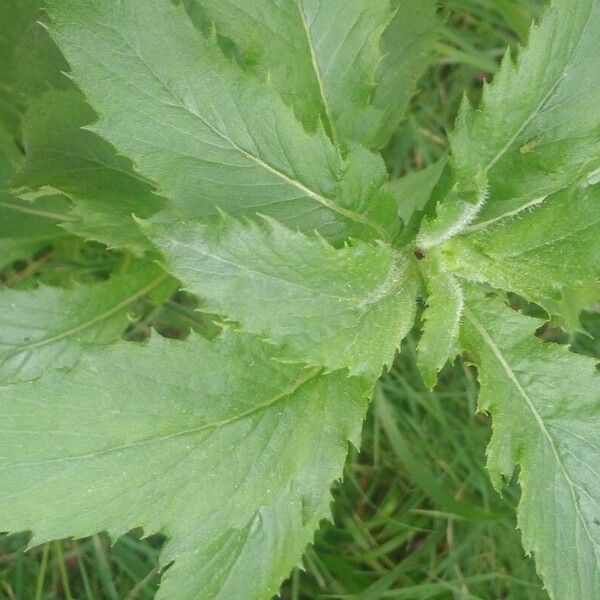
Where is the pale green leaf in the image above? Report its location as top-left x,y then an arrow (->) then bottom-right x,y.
46,0 -> 396,244
0,332 -> 370,599
14,89 -> 164,254
194,0 -> 437,149
417,258 -> 463,389
372,0 -> 439,147
416,170 -> 488,251
461,288 -> 600,600
195,0 -> 389,148
451,0 -> 600,223
445,184 -> 600,322
147,215 -> 416,377
0,263 -> 171,383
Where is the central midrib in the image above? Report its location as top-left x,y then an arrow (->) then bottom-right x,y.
295,0 -> 340,149
5,273 -> 170,356
464,307 -> 597,553
5,366 -> 322,469
107,26 -> 389,241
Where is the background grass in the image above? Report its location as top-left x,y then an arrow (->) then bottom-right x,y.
0,0 -> 577,598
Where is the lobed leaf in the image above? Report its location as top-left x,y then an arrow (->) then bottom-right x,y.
372,0 -> 439,148
0,332 -> 370,600
450,0 -> 600,224
194,0 -> 438,149
46,0 -> 397,244
445,184 -> 600,323
461,288 -> 600,600
147,215 -> 416,378
195,0 -> 389,148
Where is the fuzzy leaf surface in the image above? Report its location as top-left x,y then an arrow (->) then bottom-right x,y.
46,0 -> 396,244
417,260 -> 463,389
461,289 -> 600,600
445,185 -> 600,321
0,264 -> 170,383
451,0 -> 600,223
15,89 -> 164,254
0,333 -> 369,600
148,216 -> 416,377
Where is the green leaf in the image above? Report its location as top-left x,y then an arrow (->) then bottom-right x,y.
0,193 -> 74,270
0,122 -> 23,182
0,332 -> 370,599
372,0 -> 439,148
416,170 -> 488,251
445,184 -> 600,322
195,0 -> 390,148
0,0 -> 40,130
417,257 -> 463,389
0,263 -> 171,383
461,288 -> 600,600
450,0 -> 600,223
560,284 -> 600,332
194,0 -> 438,149
46,0 -> 396,244
14,89 -> 164,254
147,215 -> 416,377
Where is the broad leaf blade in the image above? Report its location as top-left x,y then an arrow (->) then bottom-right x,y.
1,124 -> 73,268
446,184 -> 600,322
0,333 -> 370,599
46,0 -> 396,244
0,264 -> 171,383
461,289 -> 600,600
196,0 -> 438,149
451,0 -> 600,223
148,215 -> 416,377
196,0 -> 389,148
372,0 -> 439,147
14,89 -> 164,254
